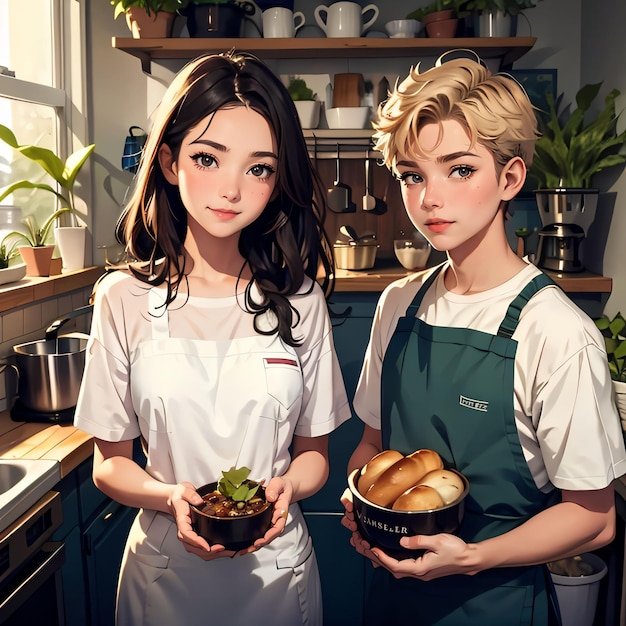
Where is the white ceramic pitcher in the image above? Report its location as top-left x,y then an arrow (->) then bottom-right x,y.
314,1 -> 379,38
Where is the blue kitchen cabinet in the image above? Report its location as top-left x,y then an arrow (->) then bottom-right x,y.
302,292 -> 379,513
82,499 -> 137,626
52,455 -> 138,626
301,291 -> 380,626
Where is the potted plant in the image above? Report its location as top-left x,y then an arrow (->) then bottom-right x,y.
0,123 -> 95,275
179,0 -> 257,38
189,466 -> 273,551
111,0 -> 183,38
595,312 -> 626,429
0,239 -> 20,270
529,82 -> 626,258
288,77 -> 321,130
407,0 -> 469,37
464,0 -> 542,36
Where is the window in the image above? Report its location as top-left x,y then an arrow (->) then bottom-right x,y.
0,0 -> 87,226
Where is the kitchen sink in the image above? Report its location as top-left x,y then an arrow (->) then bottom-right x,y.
0,459 -> 61,533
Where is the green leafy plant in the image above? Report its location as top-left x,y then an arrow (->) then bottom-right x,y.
407,0 -> 471,20
0,240 -> 20,269
530,83 -> 626,189
0,123 -> 94,216
111,0 -> 184,19
1,209 -> 72,248
217,466 -> 262,503
180,0 -> 237,6
287,77 -> 317,102
595,312 -> 626,383
463,0 -> 541,16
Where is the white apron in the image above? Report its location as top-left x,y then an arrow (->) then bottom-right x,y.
116,288 -> 322,626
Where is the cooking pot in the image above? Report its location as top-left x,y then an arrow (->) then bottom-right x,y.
12,306 -> 92,413
333,239 -> 378,270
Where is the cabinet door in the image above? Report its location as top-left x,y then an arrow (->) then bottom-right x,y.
83,501 -> 137,626
301,293 -> 379,513
305,512 -> 366,626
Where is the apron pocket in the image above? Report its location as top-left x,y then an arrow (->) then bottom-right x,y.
264,357 -> 303,410
132,510 -> 172,569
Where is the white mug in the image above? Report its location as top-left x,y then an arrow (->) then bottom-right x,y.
262,7 -> 305,38
314,1 -> 379,38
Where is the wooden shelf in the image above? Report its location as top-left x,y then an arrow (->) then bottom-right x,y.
0,266 -> 103,314
112,36 -> 536,74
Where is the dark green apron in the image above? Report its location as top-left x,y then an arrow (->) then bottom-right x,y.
367,264 -> 562,626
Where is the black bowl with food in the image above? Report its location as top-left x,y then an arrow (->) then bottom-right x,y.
347,464 -> 469,560
190,468 -> 274,551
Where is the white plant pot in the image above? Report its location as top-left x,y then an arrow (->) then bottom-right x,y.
613,380 -> 626,432
55,226 -> 86,273
550,553 -> 607,626
293,100 -> 321,129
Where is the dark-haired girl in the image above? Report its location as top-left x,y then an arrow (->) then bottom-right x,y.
74,51 -> 350,626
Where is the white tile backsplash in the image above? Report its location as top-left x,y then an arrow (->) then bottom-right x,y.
2,310 -> 23,343
23,304 -> 43,335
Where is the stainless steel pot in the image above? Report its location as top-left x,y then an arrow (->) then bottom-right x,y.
333,240 -> 378,270
12,306 -> 92,413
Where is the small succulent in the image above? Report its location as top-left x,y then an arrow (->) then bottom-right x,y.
218,466 -> 261,503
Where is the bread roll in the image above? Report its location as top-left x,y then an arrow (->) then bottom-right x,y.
357,450 -> 404,497
418,469 -> 465,505
365,456 -> 426,507
392,485 -> 445,511
408,449 -> 444,475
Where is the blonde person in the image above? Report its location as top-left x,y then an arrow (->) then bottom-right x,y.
74,51 -> 351,626
341,55 -> 626,625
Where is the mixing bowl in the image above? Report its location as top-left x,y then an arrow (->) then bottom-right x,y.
394,238 -> 431,270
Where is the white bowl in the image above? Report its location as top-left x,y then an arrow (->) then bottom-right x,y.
394,239 -> 431,270
0,263 -> 26,286
326,107 -> 370,130
384,19 -> 423,38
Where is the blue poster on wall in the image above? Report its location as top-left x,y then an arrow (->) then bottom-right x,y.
509,68 -> 558,114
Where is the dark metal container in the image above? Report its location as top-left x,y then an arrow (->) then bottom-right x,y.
190,482 -> 273,551
13,332 -> 89,413
348,467 -> 469,560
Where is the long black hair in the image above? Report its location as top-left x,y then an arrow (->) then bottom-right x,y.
116,51 -> 334,346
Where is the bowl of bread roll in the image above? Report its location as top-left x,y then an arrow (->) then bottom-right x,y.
347,448 -> 469,559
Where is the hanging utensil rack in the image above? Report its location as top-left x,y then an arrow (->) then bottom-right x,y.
304,130 -> 380,160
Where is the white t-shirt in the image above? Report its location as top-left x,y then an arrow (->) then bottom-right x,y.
74,270 -> 351,480
354,262 -> 626,492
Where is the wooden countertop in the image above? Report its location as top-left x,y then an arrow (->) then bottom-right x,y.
0,411 -> 93,479
333,260 -> 613,293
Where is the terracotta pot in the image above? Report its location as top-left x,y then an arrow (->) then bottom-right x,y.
425,15 -> 458,38
18,245 -> 55,277
125,7 -> 176,38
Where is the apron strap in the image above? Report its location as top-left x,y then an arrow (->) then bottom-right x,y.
149,288 -> 170,340
497,273 -> 556,339
405,263 -> 446,318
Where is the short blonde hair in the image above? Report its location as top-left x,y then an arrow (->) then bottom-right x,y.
373,57 -> 539,175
